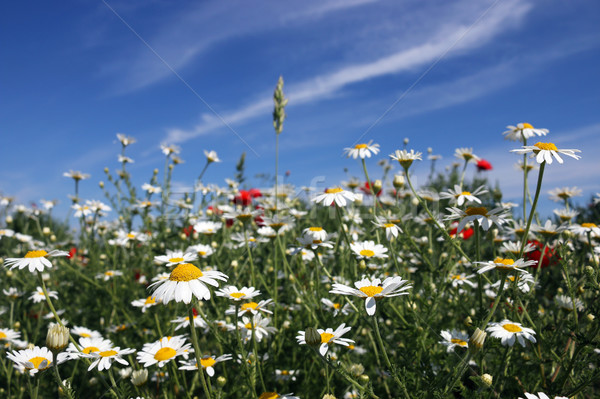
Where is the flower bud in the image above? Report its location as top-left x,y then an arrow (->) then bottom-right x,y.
373,180 -> 382,192
359,374 -> 370,385
323,394 -> 337,399
130,369 -> 148,387
46,324 -> 69,352
42,227 -> 51,235
217,376 -> 227,388
393,174 -> 405,189
469,328 -> 486,354
481,373 -> 493,387
304,327 -> 321,346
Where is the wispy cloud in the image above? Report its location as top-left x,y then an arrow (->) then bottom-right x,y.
163,0 -> 532,144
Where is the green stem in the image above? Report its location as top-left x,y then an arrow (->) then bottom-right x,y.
518,162 -> 546,258
188,307 -> 213,399
373,316 -> 410,398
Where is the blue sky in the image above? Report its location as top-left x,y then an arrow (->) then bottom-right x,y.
1,0 -> 599,218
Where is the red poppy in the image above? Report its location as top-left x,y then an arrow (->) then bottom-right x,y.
182,225 -> 194,237
476,159 -> 493,171
233,189 -> 262,206
449,225 -> 474,240
67,247 -> 77,259
526,240 -> 560,268
360,181 -> 382,197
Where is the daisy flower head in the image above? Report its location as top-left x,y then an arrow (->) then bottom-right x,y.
88,346 -> 135,371
154,250 -> 198,267
63,170 -> 90,181
312,187 -> 358,207
350,241 -> 388,260
171,314 -> 208,331
215,286 -> 261,302
503,123 -> 549,142
4,249 -> 68,273
186,243 -> 215,258
71,326 -> 103,339
160,143 -> 181,156
439,330 -> 469,352
148,263 -> 228,304
141,183 -> 162,194
302,226 -> 328,242
131,296 -> 160,313
449,273 -> 477,288
373,218 -> 402,241
454,148 -> 480,164
296,234 -> 334,250
193,221 -> 223,235
204,150 -> 221,163
227,299 -> 273,317
137,336 -> 192,368
440,185 -> 488,206
330,276 -> 412,316
486,319 -> 536,347
548,186 -> 582,203
238,314 -> 277,343
570,222 -> 600,237
275,369 -> 298,382
7,346 -> 54,375
511,142 -> 581,165
445,206 -> 510,233
117,133 -> 136,147
554,294 -> 584,312
29,286 -> 58,303
389,149 -> 422,171
64,336 -> 113,360
344,141 -> 380,159
476,257 -> 537,275
0,328 -> 22,344
296,323 -> 354,356
258,393 -> 299,399
261,214 -> 295,232
179,354 -> 232,376
321,298 -> 353,317
96,270 -> 123,281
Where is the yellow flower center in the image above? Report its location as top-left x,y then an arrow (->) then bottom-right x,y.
105,271 -> 114,276
230,292 -> 245,299
502,323 -> 522,333
522,123 -> 533,129
355,144 -> 368,149
244,322 -> 253,329
326,187 -> 343,194
259,393 -> 279,399
169,257 -> 184,263
198,251 -> 207,256
241,302 -> 258,311
359,249 -> 375,257
82,346 -> 100,354
28,356 -> 50,369
581,223 -> 597,228
24,250 -> 47,258
320,332 -> 335,344
465,207 -> 488,216
200,357 -> 216,368
451,338 -> 467,346
333,303 -> 341,309
460,191 -> 471,196
359,285 -> 384,297
99,350 -> 118,357
309,227 -> 323,232
144,296 -> 156,305
348,344 -> 355,350
281,370 -> 290,375
169,263 -> 203,282
383,223 -> 396,228
80,333 -> 91,338
451,275 -> 464,280
494,258 -> 515,266
154,347 -> 176,361
127,233 -> 136,239
507,276 -> 516,282
534,142 -> 558,151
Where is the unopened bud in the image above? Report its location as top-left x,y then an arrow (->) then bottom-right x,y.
359,374 -> 370,385
481,373 -> 493,387
46,324 -> 69,352
469,328 -> 486,354
373,180 -> 382,192
42,227 -> 51,236
393,174 -> 405,189
304,327 -> 321,346
130,369 -> 148,387
217,376 -> 226,388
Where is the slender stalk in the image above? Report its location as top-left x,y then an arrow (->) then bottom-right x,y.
518,162 -> 546,258
522,137 -> 528,221
188,307 -> 213,399
373,316 -> 410,398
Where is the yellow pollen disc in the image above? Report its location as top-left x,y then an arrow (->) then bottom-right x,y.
383,223 -> 395,228
200,357 -> 216,368
127,233 -> 136,239
99,350 -> 118,357
502,323 -> 522,333
348,344 -> 355,350
116,325 -> 127,331
169,263 -> 203,282
451,338 -> 467,346
333,303 -> 341,309
320,332 -> 335,344
169,257 -> 184,263
359,285 -> 384,297
494,258 -> 515,266
145,296 -> 156,305
359,249 -> 375,257
80,333 -> 91,338
309,227 -> 323,231
355,144 -> 368,149
507,276 -> 516,282
451,275 -> 464,280
465,207 -> 488,216
312,239 -> 322,244
241,302 -> 258,311
0,332 -> 6,339
198,251 -> 207,256
522,123 -> 533,129
105,271 -> 114,276
534,142 -> 557,151
460,191 -> 471,196
244,322 -> 253,329
230,292 -> 245,299
249,238 -> 256,242
326,187 -> 343,194
28,356 -> 50,369
258,393 -> 280,399
24,250 -> 47,258
581,223 -> 597,228
154,347 -> 176,361
82,346 -> 100,354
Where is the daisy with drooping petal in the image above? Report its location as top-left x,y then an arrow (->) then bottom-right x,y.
312,188 -> 358,207
238,314 -> 277,343
439,330 -> 469,352
204,150 -> 221,163
215,286 -> 261,302
29,286 -> 58,303
7,346 -> 54,375
117,133 -> 136,146
548,186 -> 582,203
302,227 -> 328,242
88,346 -> 135,371
570,222 -> 600,237
227,299 -> 273,317
4,249 -> 68,273
344,141 -> 380,159
64,336 -> 113,360
350,241 -> 388,260
503,123 -> 548,142
96,270 -> 123,281
321,298 -> 353,317
389,149 -> 422,170
454,148 -> 480,163
448,273 -> 477,288
500,241 -> 536,257
296,324 -> 354,356
137,336 -> 192,368
554,294 -> 584,312
131,296 -> 160,313
511,142 -> 581,164
476,257 -> 537,275
445,206 -> 510,233
148,263 -> 228,304
372,218 -> 402,241
330,276 -> 412,316
154,250 -> 198,267
179,354 -> 232,376
486,320 -> 536,347
275,369 -> 299,382
171,314 -> 209,331
440,185 -> 488,206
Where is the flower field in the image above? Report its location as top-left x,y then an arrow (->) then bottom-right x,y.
0,82 -> 599,399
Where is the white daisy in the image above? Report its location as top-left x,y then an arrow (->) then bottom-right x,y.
4,249 -> 68,273
476,258 -> 537,275
71,326 -> 103,339
445,206 -> 510,233
148,263 -> 228,304
343,141 -> 380,159
88,346 -> 135,371
389,149 -> 423,170
131,296 -> 160,313
29,286 -> 58,303
137,336 -> 192,368
170,314 -> 208,331
204,150 -> 221,163
7,346 -> 54,375
440,185 -> 488,206
257,393 -> 299,399
448,273 -> 477,288
321,298 -> 353,317
519,392 -> 568,399
215,286 -> 261,301
372,218 -> 402,241
454,148 -> 480,163
154,250 -> 198,267
330,276 -> 412,316
312,187 -> 358,207
511,142 -> 581,165
503,123 -> 549,142
193,221 -> 223,235
350,241 -> 388,260
486,320 -> 536,347
179,354 -> 232,376
439,330 -> 469,352
238,314 -> 277,343
186,244 -> 215,258
0,328 -> 21,344
95,270 -> 123,281
226,299 -> 273,317
296,324 -> 354,356
64,336 -> 113,360
117,133 -> 136,146
554,294 -> 584,312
